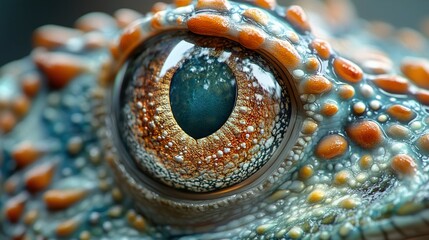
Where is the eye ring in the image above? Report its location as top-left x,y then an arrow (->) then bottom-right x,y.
109,42 -> 302,228
106,1 -> 316,231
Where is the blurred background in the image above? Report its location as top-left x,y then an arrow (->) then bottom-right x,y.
0,0 -> 428,66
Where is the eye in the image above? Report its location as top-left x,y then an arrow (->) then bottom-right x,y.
114,30 -> 293,192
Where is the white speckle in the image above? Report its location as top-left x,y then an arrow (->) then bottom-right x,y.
411,121 -> 422,130
239,106 -> 248,113
203,84 -> 209,90
136,101 -> 143,109
369,100 -> 381,110
168,142 -> 173,147
217,150 -> 224,158
292,70 -> 305,79
255,94 -> 263,101
353,102 -> 366,114
224,148 -> 230,153
240,143 -> 247,149
377,114 -> 387,122
360,84 -> 374,98
174,155 -> 184,163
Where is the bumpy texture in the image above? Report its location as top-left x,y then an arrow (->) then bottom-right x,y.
1,0 -> 429,239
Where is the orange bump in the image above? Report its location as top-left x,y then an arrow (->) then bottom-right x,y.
285,5 -> 311,32
401,58 -> 429,89
302,119 -> 318,134
115,9 -> 143,28
151,12 -> 165,30
254,0 -> 277,10
33,25 -> 82,49
359,154 -> 373,169
307,189 -> 325,203
338,84 -> 355,99
151,2 -> 168,13
75,12 -> 116,32
33,50 -> 87,89
56,219 -> 79,237
84,32 -> 108,49
119,23 -> 143,53
306,57 -> 320,72
387,124 -> 411,140
311,39 -> 332,60
238,26 -> 265,50
196,0 -> 230,11
0,111 -> 17,133
268,39 -> 301,69
334,170 -> 350,185
243,8 -> 269,26
417,133 -> 429,152
12,96 -> 30,118
25,163 -> 55,193
321,101 -> 339,117
21,73 -> 41,98
175,0 -> 193,7
391,154 -> 417,175
372,75 -> 409,94
315,134 -> 348,159
187,14 -> 229,37
415,89 -> 429,105
346,121 -> 384,149
12,142 -> 41,169
44,189 -> 87,210
299,165 -> 314,180
333,57 -> 363,83
302,75 -> 332,94
5,193 -> 28,223
386,104 -> 416,122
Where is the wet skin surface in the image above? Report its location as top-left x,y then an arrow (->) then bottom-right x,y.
1,0 -> 429,239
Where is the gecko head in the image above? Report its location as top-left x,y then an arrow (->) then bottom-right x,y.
2,0 -> 428,239
102,0 -> 429,238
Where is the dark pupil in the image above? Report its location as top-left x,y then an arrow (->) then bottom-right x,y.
169,56 -> 237,139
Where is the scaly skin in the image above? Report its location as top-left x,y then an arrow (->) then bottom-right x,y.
1,0 -> 429,239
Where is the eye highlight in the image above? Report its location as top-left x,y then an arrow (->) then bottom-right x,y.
116,31 -> 292,192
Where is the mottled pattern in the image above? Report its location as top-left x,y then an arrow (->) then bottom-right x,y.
1,0 -> 429,239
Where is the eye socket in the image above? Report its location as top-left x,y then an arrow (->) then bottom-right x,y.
115,30 -> 293,192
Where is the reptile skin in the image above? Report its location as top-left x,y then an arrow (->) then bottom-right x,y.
1,0 -> 429,239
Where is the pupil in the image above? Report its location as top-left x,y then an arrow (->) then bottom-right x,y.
169,56 -> 237,139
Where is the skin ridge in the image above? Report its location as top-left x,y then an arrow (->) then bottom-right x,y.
1,0 -> 429,239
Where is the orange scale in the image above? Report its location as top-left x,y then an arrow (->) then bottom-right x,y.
196,0 -> 230,11
33,50 -> 88,89
333,57 -> 363,83
115,9 -> 143,28
301,75 -> 332,94
311,39 -> 332,60
243,8 -> 269,26
372,75 -> 409,94
315,134 -> 348,160
238,26 -> 266,50
4,193 -> 28,223
391,154 -> 417,175
187,14 -> 230,37
24,163 -> 56,193
33,25 -> 82,49
401,58 -> 429,90
346,121 -> 384,149
254,0 -> 277,10
285,5 -> 311,32
386,104 -> 416,122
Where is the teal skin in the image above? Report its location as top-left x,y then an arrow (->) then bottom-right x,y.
1,0 -> 429,239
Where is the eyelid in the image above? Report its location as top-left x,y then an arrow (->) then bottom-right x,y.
110,1 -> 306,75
